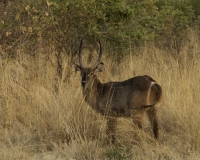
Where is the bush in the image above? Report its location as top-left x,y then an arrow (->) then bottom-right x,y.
0,0 -> 200,58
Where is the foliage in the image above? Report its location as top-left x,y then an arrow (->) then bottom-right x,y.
0,0 -> 200,57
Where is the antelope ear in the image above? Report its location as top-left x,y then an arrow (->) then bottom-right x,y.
73,62 -> 81,72
94,62 -> 104,73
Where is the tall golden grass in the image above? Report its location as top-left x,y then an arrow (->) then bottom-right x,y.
0,32 -> 200,159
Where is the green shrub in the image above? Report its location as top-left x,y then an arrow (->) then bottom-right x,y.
0,0 -> 199,57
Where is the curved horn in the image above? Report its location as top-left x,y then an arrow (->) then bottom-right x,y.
79,39 -> 84,67
92,40 -> 102,68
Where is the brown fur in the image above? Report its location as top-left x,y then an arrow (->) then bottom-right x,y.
73,40 -> 162,143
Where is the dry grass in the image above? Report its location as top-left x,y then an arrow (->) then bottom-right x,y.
0,34 -> 200,159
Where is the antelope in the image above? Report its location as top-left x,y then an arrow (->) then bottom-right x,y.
73,40 -> 162,143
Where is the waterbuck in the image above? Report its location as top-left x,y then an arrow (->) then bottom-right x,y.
73,40 -> 162,143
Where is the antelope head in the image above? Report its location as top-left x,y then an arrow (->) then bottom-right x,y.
73,39 -> 104,88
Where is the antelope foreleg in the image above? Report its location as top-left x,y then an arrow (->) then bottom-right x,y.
106,117 -> 117,144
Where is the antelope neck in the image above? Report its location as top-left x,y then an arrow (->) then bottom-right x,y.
82,77 -> 102,100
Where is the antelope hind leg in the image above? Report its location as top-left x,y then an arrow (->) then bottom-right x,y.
131,109 -> 146,129
147,107 -> 159,139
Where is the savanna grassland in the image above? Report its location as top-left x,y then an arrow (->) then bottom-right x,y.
1,0 -> 200,159
0,31 -> 200,159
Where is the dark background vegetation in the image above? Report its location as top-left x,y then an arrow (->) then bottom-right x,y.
0,0 -> 200,58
